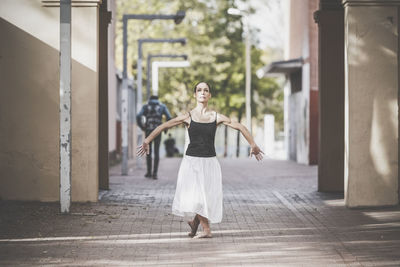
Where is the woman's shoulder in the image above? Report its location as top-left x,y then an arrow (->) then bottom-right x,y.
175,111 -> 191,119
174,111 -> 190,124
216,112 -> 228,119
216,113 -> 230,125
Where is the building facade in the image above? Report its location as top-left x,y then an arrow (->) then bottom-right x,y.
262,0 -> 399,207
0,0 -> 114,201
262,0 -> 319,166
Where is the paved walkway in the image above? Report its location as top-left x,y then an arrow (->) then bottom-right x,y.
1,158 -> 400,266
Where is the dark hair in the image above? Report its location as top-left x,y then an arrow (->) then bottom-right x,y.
149,95 -> 159,100
193,82 -> 212,93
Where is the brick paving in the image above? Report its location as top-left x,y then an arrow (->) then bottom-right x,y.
1,158 -> 400,266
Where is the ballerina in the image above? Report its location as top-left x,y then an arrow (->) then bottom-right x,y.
137,82 -> 263,238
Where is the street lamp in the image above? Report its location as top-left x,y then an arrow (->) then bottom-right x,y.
135,39 -> 186,170
152,60 -> 191,96
146,54 -> 188,100
121,11 -> 186,175
227,8 -> 252,135
137,38 -> 186,110
174,11 -> 186,24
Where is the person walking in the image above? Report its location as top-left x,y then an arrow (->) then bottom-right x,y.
164,133 -> 179,157
136,95 -> 171,179
137,82 -> 263,238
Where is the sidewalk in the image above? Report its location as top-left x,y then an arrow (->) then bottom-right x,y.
1,158 -> 400,266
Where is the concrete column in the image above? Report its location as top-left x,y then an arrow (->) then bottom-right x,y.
314,0 -> 344,192
343,0 -> 399,207
98,0 -> 111,190
60,0 -> 72,213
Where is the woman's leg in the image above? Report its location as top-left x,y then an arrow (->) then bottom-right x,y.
194,214 -> 212,238
187,214 -> 200,237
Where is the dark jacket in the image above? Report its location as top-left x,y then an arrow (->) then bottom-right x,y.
136,99 -> 172,131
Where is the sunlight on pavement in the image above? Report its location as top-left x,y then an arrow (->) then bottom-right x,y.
358,222 -> 400,229
363,211 -> 400,221
0,229 -> 254,243
322,199 -> 345,207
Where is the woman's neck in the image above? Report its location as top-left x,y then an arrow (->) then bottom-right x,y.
195,102 -> 209,114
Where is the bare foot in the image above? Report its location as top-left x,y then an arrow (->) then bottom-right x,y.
187,216 -> 200,237
193,231 -> 212,239
187,221 -> 199,237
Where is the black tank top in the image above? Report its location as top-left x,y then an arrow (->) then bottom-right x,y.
185,111 -> 217,157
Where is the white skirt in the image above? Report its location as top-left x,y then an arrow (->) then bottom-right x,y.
172,155 -> 223,223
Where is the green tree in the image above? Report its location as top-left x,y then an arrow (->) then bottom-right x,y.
116,0 -> 283,156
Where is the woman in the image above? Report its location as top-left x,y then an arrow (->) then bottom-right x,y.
137,82 -> 263,239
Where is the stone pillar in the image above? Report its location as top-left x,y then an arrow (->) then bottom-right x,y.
343,0 -> 399,207
98,0 -> 111,190
314,0 -> 345,192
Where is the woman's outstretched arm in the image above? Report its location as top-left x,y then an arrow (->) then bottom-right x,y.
137,112 -> 190,157
218,113 -> 264,161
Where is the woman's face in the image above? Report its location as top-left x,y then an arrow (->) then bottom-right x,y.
194,82 -> 211,103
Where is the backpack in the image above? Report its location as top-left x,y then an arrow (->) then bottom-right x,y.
144,103 -> 163,131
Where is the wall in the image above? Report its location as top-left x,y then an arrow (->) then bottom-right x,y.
287,0 -> 311,164
285,0 -> 319,165
0,0 -> 99,202
308,0 -> 319,165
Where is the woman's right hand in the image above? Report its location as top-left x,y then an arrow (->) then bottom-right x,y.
137,141 -> 150,157
249,145 -> 264,161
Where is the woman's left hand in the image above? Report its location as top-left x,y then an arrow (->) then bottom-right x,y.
249,145 -> 264,161
137,141 -> 150,157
